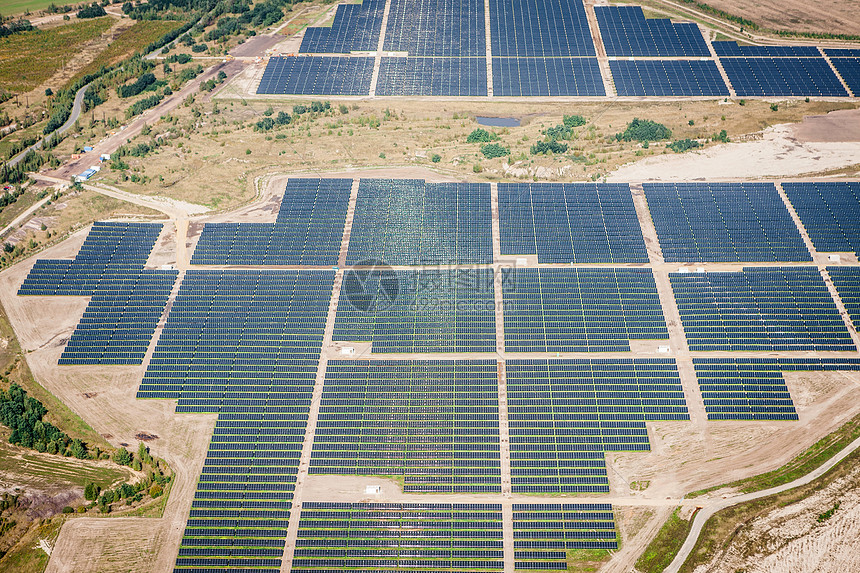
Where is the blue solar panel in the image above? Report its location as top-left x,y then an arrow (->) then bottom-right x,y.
672,267 -> 854,352
610,59 -> 729,96
782,182 -> 860,254
376,57 -> 488,96
644,182 -> 811,262
502,268 -> 668,352
827,266 -> 860,326
825,49 -> 860,58
311,360 -> 501,492
256,56 -> 373,95
829,58 -> 860,95
596,6 -> 709,57
191,178 -> 352,266
300,0 -> 385,53
346,179 -> 492,266
492,57 -> 605,96
721,57 -> 847,96
713,41 -> 821,58
384,0 -> 485,56
499,183 -> 648,263
489,0 -> 595,57
507,358 -> 687,493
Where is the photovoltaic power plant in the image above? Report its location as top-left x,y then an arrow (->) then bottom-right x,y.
506,359 -> 688,493
502,268 -> 668,352
782,181 -> 860,255
671,267 -> 854,352
293,502 -> 506,571
256,0 -> 858,98
498,183 -> 649,263
311,360 -> 501,492
18,173 -> 860,572
694,358 -> 860,420
643,182 -> 811,262
191,178 -> 352,266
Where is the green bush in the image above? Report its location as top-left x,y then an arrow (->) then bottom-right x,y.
430,153 -> 441,163
667,139 -> 701,153
191,43 -> 207,53
562,114 -> 586,127
530,140 -> 568,155
481,143 -> 509,159
616,118 -> 672,142
466,128 -> 499,143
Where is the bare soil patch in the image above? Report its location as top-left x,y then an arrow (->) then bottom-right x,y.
696,0 -> 860,36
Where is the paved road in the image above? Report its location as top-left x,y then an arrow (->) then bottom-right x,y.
665,434 -> 860,573
4,81 -> 90,170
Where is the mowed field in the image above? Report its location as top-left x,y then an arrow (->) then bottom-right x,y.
697,0 -> 860,35
0,0 -> 78,17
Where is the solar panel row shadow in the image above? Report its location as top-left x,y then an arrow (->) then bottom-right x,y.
671,267 -> 854,352
311,360 -> 501,493
506,359 -> 688,493
595,6 -> 710,57
721,57 -> 847,97
384,0 -> 486,56
191,178 -> 352,266
513,503 -> 618,569
376,57 -> 488,96
293,502 -> 504,571
502,268 -> 668,353
498,183 -> 648,263
300,0 -> 385,53
492,57 -> 605,96
489,0 -> 596,57
695,358 -> 860,420
257,56 -> 374,95
782,182 -> 860,255
346,179 -> 492,266
334,268 -> 496,353
644,182 -> 811,262
610,59 -> 729,97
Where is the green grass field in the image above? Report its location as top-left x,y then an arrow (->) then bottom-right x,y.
1,0 -> 80,17
0,16 -> 113,93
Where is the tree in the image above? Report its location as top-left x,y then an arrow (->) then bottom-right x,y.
275,111 -> 291,126
44,88 -> 53,97
70,438 -> 88,459
84,482 -> 100,501
138,442 -> 152,465
113,447 -> 132,466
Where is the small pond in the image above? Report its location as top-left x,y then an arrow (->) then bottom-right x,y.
476,116 -> 520,127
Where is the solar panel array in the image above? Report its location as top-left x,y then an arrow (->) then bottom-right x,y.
138,270 -> 334,573
610,59 -> 729,97
782,182 -> 860,255
644,183 -> 811,262
256,56 -> 374,95
191,178 -> 352,266
492,57 -> 605,96
59,270 -> 177,365
671,267 -> 854,351
334,268 -> 496,353
713,42 -> 820,58
498,183 -> 649,263
489,0 -> 595,57
596,6 -> 709,57
513,503 -> 618,570
506,359 -> 688,493
384,0 -> 485,56
695,358 -> 860,420
828,57 -> 860,95
827,266 -> 860,325
299,0 -> 385,53
18,222 -> 162,295
293,502 -> 504,572
311,361 -> 501,492
502,268 -> 668,352
720,57 -> 847,97
346,179 -> 492,266
376,57 -> 488,96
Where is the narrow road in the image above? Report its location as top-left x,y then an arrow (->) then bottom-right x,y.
0,196 -> 51,237
665,434 -> 860,573
4,81 -> 90,169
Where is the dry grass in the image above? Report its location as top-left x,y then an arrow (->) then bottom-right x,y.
0,16 -> 114,93
687,0 -> 860,36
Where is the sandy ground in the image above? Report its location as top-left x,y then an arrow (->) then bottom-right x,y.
608,123 -> 860,181
691,455 -> 860,573
791,108 -> 860,142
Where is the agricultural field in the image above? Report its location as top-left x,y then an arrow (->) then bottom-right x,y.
0,0 -> 81,17
698,0 -> 860,36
